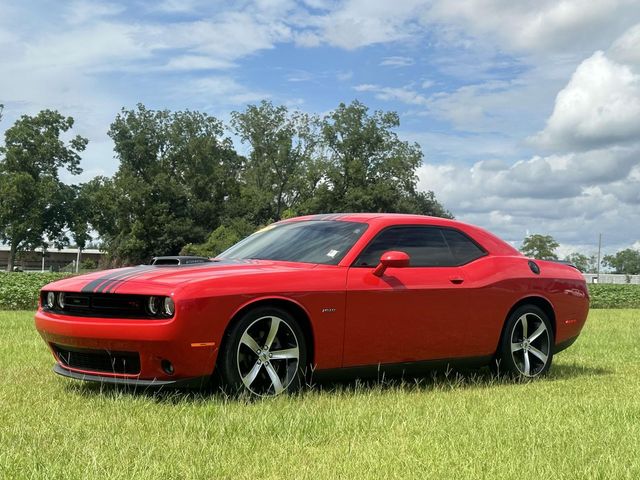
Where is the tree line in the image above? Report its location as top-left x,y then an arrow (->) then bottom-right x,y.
0,100 -> 451,270
520,233 -> 640,275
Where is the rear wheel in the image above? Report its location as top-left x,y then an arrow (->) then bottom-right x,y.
218,306 -> 307,397
493,305 -> 554,379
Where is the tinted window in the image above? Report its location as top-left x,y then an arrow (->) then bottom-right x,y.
218,220 -> 367,265
355,227 -> 456,267
441,229 -> 486,265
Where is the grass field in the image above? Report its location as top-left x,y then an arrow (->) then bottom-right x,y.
1,310 -> 639,479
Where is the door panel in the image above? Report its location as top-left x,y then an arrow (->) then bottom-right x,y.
343,266 -> 475,367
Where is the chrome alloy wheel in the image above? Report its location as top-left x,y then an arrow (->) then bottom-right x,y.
236,315 -> 300,396
509,312 -> 551,377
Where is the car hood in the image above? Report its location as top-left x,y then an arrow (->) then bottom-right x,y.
44,259 -> 321,294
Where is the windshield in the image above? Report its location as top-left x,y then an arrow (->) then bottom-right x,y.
218,220 -> 368,265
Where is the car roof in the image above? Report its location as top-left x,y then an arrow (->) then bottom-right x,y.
283,212 -> 460,226
282,213 -> 521,256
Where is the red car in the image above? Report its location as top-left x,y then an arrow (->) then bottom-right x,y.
35,214 -> 589,396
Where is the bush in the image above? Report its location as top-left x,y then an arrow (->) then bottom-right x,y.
0,272 -> 72,310
588,284 -> 640,309
80,259 -> 98,270
1,271 -> 638,311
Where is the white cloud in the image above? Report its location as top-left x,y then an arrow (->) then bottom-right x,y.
294,30 -> 323,47
307,0 -> 427,49
380,56 -> 415,67
356,76 -> 556,138
417,145 -> 640,249
426,0 -> 640,56
64,1 -> 125,25
609,22 -> 640,65
532,51 -> 640,151
162,55 -> 236,71
164,14 -> 292,61
354,84 -> 429,106
154,0 -> 203,13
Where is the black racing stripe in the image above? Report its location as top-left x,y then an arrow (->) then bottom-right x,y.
90,266 -> 155,294
91,268 -> 146,293
96,266 -> 154,294
80,268 -> 137,293
101,266 -> 156,293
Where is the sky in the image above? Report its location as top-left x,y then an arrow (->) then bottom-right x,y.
1,0 -> 640,257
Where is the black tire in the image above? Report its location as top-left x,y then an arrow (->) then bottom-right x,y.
492,304 -> 554,379
217,306 -> 307,397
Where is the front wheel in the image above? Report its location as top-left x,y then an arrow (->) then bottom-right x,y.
493,305 -> 554,379
218,306 -> 307,397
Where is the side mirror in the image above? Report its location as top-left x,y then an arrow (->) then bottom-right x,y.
373,251 -> 410,277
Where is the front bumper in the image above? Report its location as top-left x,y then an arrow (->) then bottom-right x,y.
35,303 -> 222,383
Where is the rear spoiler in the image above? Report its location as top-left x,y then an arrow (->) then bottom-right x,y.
546,259 -> 579,270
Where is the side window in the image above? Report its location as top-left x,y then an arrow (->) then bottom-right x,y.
354,227 -> 456,267
441,229 -> 486,265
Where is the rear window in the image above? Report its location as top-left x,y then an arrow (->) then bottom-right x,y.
441,229 -> 486,265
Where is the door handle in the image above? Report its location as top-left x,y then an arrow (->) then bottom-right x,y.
449,277 -> 464,285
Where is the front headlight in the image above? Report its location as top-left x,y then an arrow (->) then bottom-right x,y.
146,296 -> 175,318
46,292 -> 56,309
148,296 -> 161,315
164,297 -> 175,316
58,292 -> 66,309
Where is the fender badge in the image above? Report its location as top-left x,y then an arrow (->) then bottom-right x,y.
321,308 -> 336,313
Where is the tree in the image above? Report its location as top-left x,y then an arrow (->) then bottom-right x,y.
94,104 -> 241,265
603,248 -> 640,275
564,252 -> 597,273
180,218 -> 255,257
0,110 -> 87,270
309,101 -> 451,217
520,234 -> 559,260
230,101 -> 322,224
67,183 -> 94,251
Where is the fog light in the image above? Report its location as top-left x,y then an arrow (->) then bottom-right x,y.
161,359 -> 174,375
46,292 -> 56,309
164,297 -> 175,316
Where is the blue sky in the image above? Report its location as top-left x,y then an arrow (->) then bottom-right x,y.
1,0 -> 640,256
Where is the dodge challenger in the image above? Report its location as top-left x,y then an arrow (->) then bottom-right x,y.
35,213 -> 589,396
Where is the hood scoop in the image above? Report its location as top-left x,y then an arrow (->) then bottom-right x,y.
150,256 -> 212,266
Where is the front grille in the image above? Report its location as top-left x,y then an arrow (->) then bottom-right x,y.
42,292 -> 152,318
53,344 -> 140,375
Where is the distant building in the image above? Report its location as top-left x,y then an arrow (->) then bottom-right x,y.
0,246 -> 104,271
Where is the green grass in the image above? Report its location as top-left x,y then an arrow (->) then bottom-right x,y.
1,310 -> 639,479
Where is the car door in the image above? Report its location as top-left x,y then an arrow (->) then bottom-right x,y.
343,225 -> 483,367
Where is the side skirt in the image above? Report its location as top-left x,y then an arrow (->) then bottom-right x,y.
312,355 -> 494,382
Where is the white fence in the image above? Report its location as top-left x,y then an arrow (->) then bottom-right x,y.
583,274 -> 640,285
